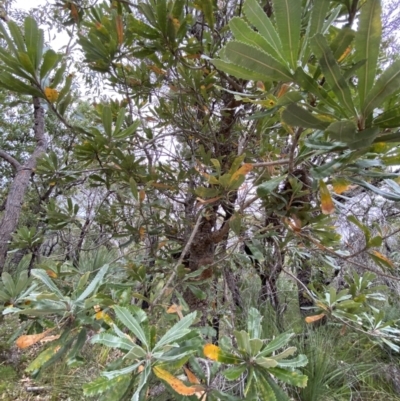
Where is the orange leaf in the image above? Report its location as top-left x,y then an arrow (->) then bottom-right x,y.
44,87 -> 59,103
305,313 -> 326,323
70,3 -> 80,23
230,164 -> 253,182
16,329 -> 53,349
183,366 -> 200,384
167,304 -> 184,320
256,81 -> 265,91
153,366 -> 203,396
139,226 -> 146,240
116,15 -> 123,45
46,270 -> 57,278
277,83 -> 290,98
319,180 -> 335,215
139,189 -> 145,202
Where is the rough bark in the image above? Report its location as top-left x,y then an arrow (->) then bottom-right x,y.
0,97 -> 47,272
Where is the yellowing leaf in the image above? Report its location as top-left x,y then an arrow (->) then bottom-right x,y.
372,250 -> 394,268
319,180 -> 335,215
277,83 -> 290,98
139,189 -> 145,202
332,178 -> 352,194
305,313 -> 326,323
230,164 -> 253,181
139,226 -> 146,240
183,366 -> 200,384
44,87 -> 59,102
153,366 -> 204,396
167,304 -> 183,319
338,46 -> 351,63
16,329 -> 53,349
116,15 -> 123,45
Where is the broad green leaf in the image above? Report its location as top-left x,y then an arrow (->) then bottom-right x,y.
0,21 -> 17,56
31,269 -> 64,299
272,346 -> 297,361
154,312 -> 196,349
1,272 -> 15,296
326,120 -> 356,143
211,59 -> 271,81
282,103 -> 330,130
0,72 -> 43,97
24,16 -> 42,70
18,52 -> 36,76
331,27 -> 355,60
258,332 -> 294,356
265,375 -> 292,400
75,264 -> 109,302
272,0 -> 301,69
113,306 -> 149,349
374,106 -> 400,128
268,367 -> 308,387
257,175 -> 286,197
230,17 -> 282,62
91,333 -> 135,351
243,0 -> 282,59
355,0 -> 381,106
102,361 -> 143,380
114,107 -> 126,135
254,373 -> 276,400
25,343 -> 61,373
83,375 -> 131,397
132,362 -> 151,401
201,0 -> 214,30
254,356 -> 278,368
40,50 -> 60,81
234,330 -> 251,355
301,0 -> 331,64
311,34 -> 356,117
8,20 -> 26,52
349,177 -> 400,201
362,59 -> 400,117
247,307 -> 262,339
277,354 -> 308,368
15,271 -> 30,295
156,0 -> 167,35
224,42 -> 292,82
222,364 -> 247,381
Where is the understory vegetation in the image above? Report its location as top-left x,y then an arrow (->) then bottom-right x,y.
1,0 -> 400,399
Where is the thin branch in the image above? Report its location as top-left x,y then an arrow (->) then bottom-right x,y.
150,207 -> 204,309
288,128 -> 303,173
0,149 -> 21,170
251,159 -> 290,168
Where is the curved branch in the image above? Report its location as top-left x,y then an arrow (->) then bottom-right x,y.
0,149 -> 21,170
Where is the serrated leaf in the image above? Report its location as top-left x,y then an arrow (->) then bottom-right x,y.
269,367 -> 308,387
113,306 -> 148,349
154,312 -> 196,350
40,50 -> 60,81
254,356 -> 278,368
363,59 -> 400,117
91,332 -> 135,351
224,41 -> 292,82
272,0 -> 301,69
1,272 -> 15,296
311,34 -> 356,117
222,364 -> 247,381
355,0 -> 381,106
75,264 -> 109,302
257,175 -> 285,197
83,375 -> 131,397
31,269 -> 64,299
258,333 -> 294,357
212,58 -> 271,81
203,344 -> 240,364
277,354 -> 308,368
102,106 -> 112,137
282,103 -> 330,130
243,0 -> 282,60
24,16 -> 42,70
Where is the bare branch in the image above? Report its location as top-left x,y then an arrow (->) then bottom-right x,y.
0,149 -> 21,170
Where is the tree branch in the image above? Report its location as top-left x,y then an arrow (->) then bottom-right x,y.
0,149 -> 21,170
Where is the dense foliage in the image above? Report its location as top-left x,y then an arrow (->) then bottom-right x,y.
1,0 -> 400,399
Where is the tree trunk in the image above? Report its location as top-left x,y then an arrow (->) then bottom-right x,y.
0,97 -> 46,272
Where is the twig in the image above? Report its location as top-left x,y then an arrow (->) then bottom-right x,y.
0,149 -> 21,170
150,207 -> 204,309
251,159 -> 290,168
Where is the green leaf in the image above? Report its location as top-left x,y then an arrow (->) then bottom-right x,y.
254,372 -> 277,400
349,178 -> 400,201
24,16 -> 42,70
154,312 -> 196,350
18,52 -> 36,76
40,50 -> 60,81
114,107 -> 126,136
0,72 -> 42,97
156,0 -> 167,35
201,0 -> 214,30
265,375 -> 292,401
311,34 -> 356,117
301,0 -> 331,63
132,362 -> 150,401
277,354 -> 308,368
102,106 -> 112,137
103,361 -> 143,380
8,20 -> 26,52
92,332 -> 136,351
224,41 -> 292,82
374,106 -> 400,128
282,103 -> 330,130
230,17 -> 282,62
211,59 -> 272,82
83,375 -> 131,397
268,367 -> 308,387
247,307 -> 262,339
243,0 -> 282,60
75,264 -> 109,302
31,269 -> 64,299
113,306 -> 149,349
272,0 -> 301,70
362,59 -> 400,117
254,356 -> 278,368
258,332 -> 294,357
355,0 -> 381,106
222,364 -> 247,381
331,27 -> 355,60
257,175 -> 286,197
1,272 -> 15,296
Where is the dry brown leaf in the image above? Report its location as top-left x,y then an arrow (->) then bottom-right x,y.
16,329 -> 54,349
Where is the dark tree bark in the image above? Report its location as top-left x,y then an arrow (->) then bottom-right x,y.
0,97 -> 47,272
